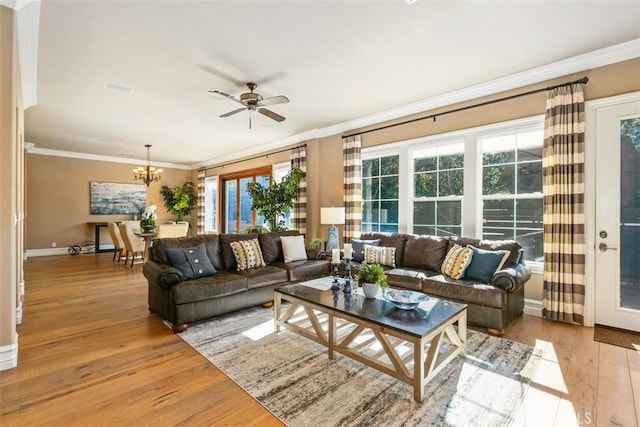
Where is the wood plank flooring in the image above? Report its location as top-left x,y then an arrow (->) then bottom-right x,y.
1,253 -> 638,426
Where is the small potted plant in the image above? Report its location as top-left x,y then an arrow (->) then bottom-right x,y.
354,263 -> 389,298
140,204 -> 158,232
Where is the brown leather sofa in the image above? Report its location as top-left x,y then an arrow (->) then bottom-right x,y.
143,231 -> 330,332
352,233 -> 531,335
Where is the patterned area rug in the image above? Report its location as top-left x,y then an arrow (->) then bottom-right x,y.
179,306 -> 542,427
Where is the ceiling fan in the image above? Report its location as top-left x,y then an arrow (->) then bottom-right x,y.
209,82 -> 289,128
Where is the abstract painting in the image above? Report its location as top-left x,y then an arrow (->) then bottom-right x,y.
90,182 -> 147,215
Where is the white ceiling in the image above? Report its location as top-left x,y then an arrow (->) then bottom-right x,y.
24,0 -> 640,168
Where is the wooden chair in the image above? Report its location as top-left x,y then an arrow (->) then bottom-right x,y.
107,222 -> 125,262
118,223 -> 145,268
156,222 -> 189,238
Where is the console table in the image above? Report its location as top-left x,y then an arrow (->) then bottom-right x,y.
86,222 -> 110,253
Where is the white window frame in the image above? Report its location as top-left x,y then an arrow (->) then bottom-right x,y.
361,150 -> 401,233
204,175 -> 219,233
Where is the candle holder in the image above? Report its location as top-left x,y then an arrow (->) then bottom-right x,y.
331,262 -> 341,290
343,257 -> 353,293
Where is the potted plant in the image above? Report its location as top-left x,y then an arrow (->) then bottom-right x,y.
245,168 -> 305,232
160,181 -> 197,222
310,237 -> 324,250
354,263 -> 389,298
140,204 -> 158,232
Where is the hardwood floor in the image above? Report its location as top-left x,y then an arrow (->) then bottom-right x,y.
1,253 -> 638,426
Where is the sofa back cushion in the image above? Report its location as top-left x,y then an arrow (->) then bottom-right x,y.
151,234 -> 224,271
220,233 -> 259,271
258,230 -> 300,264
449,236 -> 522,265
360,233 -> 407,268
403,234 -> 450,271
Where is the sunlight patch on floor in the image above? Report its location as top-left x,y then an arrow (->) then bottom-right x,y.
242,319 -> 275,341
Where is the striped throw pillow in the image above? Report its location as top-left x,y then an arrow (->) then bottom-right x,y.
230,239 -> 266,271
441,244 -> 473,279
363,245 -> 396,268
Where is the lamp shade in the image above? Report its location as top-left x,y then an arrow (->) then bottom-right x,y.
320,207 -> 345,225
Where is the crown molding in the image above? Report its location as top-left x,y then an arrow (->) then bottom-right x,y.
26,146 -> 191,170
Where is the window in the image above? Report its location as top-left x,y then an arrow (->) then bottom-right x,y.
273,162 -> 292,230
412,142 -> 464,236
481,129 -> 543,262
204,176 -> 218,233
221,167 -> 271,233
362,154 -> 399,233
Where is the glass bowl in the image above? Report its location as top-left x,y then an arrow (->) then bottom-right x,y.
383,289 -> 429,310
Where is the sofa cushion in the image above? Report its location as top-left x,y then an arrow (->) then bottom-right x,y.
220,233 -> 259,271
274,260 -> 331,282
403,234 -> 450,271
363,245 -> 397,268
422,275 -> 506,309
230,239 -> 266,271
441,244 -> 473,279
258,231 -> 300,264
360,233 -> 407,268
281,235 -> 308,263
232,265 -> 288,289
171,271 -> 247,304
152,234 -> 224,271
351,239 -> 380,263
165,243 -> 216,280
464,246 -> 510,283
449,236 -> 522,265
384,268 -> 431,291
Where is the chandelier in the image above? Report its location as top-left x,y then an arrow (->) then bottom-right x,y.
133,144 -> 163,187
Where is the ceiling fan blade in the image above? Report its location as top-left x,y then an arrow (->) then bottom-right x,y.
209,89 -> 242,103
259,95 -> 289,107
258,108 -> 286,122
220,107 -> 246,118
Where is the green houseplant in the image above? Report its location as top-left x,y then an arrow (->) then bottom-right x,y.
355,263 -> 389,298
160,181 -> 197,222
245,168 -> 305,232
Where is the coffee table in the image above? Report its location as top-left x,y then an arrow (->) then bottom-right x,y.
274,277 -> 467,402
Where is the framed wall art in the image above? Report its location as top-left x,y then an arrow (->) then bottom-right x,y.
90,181 -> 147,215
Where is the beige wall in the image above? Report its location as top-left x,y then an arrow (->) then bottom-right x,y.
26,154 -> 192,250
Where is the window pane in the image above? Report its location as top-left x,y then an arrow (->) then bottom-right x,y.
517,229 -> 543,262
439,153 -> 464,169
380,176 -> 399,199
414,157 -> 437,172
362,201 -> 374,223
439,169 -> 464,196
414,172 -> 436,197
226,180 -> 237,233
380,156 -> 399,175
438,226 -> 461,237
483,199 -> 514,229
482,227 -> 514,240
239,177 -> 253,232
516,199 -> 543,229
517,162 -> 542,194
483,150 -> 515,166
363,158 -> 379,178
380,224 -> 399,233
437,201 -> 461,225
413,201 -> 435,225
363,177 -> 379,200
380,201 -> 398,224
414,225 -> 437,235
362,223 -> 378,232
517,146 -> 542,162
483,164 -> 515,194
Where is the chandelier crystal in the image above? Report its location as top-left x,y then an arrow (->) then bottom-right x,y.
133,144 -> 162,187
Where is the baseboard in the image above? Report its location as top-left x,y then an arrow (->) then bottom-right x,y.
524,298 -> 543,317
26,247 -> 71,257
0,338 -> 18,371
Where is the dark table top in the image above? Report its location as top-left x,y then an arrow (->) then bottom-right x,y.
275,279 -> 466,338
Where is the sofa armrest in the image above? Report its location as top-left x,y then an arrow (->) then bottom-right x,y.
305,247 -> 327,260
143,260 -> 184,290
490,263 -> 531,292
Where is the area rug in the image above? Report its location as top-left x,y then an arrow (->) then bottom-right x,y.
179,306 -> 542,427
594,324 -> 640,350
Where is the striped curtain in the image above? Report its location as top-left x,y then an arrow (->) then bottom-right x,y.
290,146 -> 307,234
541,84 -> 586,324
343,135 -> 362,242
196,170 -> 206,234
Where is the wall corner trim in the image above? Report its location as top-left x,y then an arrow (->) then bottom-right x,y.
524,298 -> 543,318
0,339 -> 18,371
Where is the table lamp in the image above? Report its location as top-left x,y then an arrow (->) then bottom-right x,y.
320,207 -> 345,252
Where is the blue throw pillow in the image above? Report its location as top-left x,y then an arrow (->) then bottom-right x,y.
165,243 -> 216,280
464,247 -> 509,283
351,239 -> 380,263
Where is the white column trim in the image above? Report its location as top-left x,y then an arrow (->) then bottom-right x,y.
524,298 -> 543,318
0,338 -> 18,371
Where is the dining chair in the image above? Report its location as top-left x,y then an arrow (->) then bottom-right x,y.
118,222 -> 145,268
107,222 -> 125,262
156,222 -> 189,238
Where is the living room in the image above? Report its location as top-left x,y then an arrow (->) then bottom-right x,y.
1,1 -> 639,425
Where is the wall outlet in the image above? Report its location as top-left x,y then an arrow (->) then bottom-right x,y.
51,242 -> 56,248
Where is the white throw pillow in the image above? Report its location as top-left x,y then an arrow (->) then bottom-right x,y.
281,235 -> 308,263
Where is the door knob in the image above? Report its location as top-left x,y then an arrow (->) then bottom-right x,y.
599,242 -> 618,252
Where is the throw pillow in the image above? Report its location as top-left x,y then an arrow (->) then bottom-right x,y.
464,246 -> 510,282
230,238 -> 266,271
351,239 -> 380,263
280,235 -> 308,263
165,243 -> 216,280
441,244 -> 473,280
363,245 -> 396,268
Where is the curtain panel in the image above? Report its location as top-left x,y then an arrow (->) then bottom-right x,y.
343,135 -> 362,242
290,146 -> 307,234
541,84 -> 586,324
196,170 -> 206,234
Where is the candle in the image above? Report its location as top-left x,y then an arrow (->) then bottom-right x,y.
343,243 -> 353,259
332,248 -> 340,264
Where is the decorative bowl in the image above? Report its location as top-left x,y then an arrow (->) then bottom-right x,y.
383,290 -> 429,310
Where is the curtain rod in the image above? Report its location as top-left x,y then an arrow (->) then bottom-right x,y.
341,76 -> 589,139
198,143 -> 307,172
